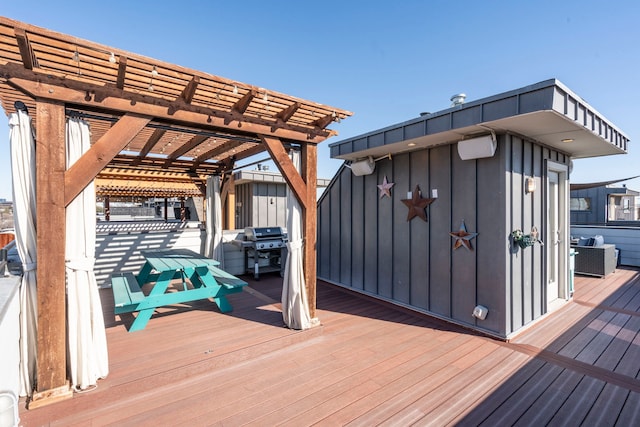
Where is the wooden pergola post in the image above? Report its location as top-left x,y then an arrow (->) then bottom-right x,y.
104,196 -> 110,221
31,100 -> 73,406
259,135 -> 318,318
221,174 -> 236,230
164,198 -> 169,221
301,143 -> 317,318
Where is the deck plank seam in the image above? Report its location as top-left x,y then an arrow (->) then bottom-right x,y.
498,342 -> 640,394
574,299 -> 640,318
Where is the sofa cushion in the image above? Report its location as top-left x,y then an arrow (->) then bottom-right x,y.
578,237 -> 591,246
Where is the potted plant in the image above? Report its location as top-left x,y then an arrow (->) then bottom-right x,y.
511,227 -> 543,249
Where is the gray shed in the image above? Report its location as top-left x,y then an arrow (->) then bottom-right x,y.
318,79 -> 629,339
234,168 -> 331,229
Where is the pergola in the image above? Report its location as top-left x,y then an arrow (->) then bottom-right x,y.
0,16 -> 351,405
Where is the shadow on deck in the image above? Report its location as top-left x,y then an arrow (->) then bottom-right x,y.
18,268 -> 640,426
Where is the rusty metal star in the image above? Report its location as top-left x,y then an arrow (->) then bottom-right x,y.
377,176 -> 395,199
450,220 -> 478,250
401,185 -> 435,222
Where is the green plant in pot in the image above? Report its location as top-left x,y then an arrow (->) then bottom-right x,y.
511,227 -> 543,249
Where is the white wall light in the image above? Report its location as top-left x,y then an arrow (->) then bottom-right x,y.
347,154 -> 392,176
457,135 -> 497,160
526,176 -> 537,193
348,157 -> 376,176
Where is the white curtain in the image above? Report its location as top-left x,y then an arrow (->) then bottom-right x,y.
9,109 -> 38,397
65,117 -> 109,391
281,151 -> 311,330
205,175 -> 224,268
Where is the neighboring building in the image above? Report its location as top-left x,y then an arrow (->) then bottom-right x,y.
233,166 -> 330,229
318,79 -> 629,340
0,201 -> 13,231
571,184 -> 639,225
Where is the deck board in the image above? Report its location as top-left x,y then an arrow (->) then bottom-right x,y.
18,267 -> 640,426
499,368 -> 582,427
596,314 -> 639,371
478,363 -> 565,426
582,383 -> 630,426
616,391 -> 640,426
547,376 -> 607,425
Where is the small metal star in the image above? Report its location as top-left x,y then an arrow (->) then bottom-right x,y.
450,220 -> 478,250
377,176 -> 395,199
401,185 -> 435,222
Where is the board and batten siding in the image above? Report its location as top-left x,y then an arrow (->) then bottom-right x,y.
235,182 -> 287,229
318,134 -> 570,338
570,187 -> 608,225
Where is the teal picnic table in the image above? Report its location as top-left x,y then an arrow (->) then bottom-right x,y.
111,248 -> 247,332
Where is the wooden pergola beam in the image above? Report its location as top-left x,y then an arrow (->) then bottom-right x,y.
163,134 -> 208,167
115,56 -> 127,89
232,89 -> 257,115
260,135 -> 308,209
312,112 -> 335,130
64,113 -> 151,207
185,170 -> 207,196
180,76 -> 200,103
110,154 -> 222,174
194,139 -> 245,164
229,143 -> 269,162
276,102 -> 300,123
14,28 -> 38,70
5,71 -> 334,143
133,128 -> 166,165
97,168 -> 206,184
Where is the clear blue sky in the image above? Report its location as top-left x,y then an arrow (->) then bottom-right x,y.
2,1 -> 639,201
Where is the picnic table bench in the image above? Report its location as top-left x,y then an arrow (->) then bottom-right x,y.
111,248 -> 247,332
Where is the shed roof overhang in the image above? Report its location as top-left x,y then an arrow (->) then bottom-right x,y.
330,79 -> 629,162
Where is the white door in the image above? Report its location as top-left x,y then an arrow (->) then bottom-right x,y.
547,171 -> 560,303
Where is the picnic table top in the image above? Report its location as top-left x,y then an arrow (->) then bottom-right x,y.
141,248 -> 220,272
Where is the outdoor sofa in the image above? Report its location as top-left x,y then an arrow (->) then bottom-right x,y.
571,235 -> 617,277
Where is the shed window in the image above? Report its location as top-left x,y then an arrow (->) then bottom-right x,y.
570,197 -> 591,211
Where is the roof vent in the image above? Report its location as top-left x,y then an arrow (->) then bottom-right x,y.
450,93 -> 466,107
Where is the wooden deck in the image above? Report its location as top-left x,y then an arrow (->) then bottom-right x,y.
18,267 -> 640,426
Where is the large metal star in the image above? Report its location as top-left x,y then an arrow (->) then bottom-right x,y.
401,185 -> 435,222
450,220 -> 478,250
377,176 -> 395,199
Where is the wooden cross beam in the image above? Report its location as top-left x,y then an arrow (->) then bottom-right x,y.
64,113 -> 151,207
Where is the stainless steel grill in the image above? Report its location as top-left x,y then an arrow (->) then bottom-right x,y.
240,227 -> 287,279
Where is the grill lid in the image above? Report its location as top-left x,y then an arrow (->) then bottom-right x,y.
244,227 -> 285,241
